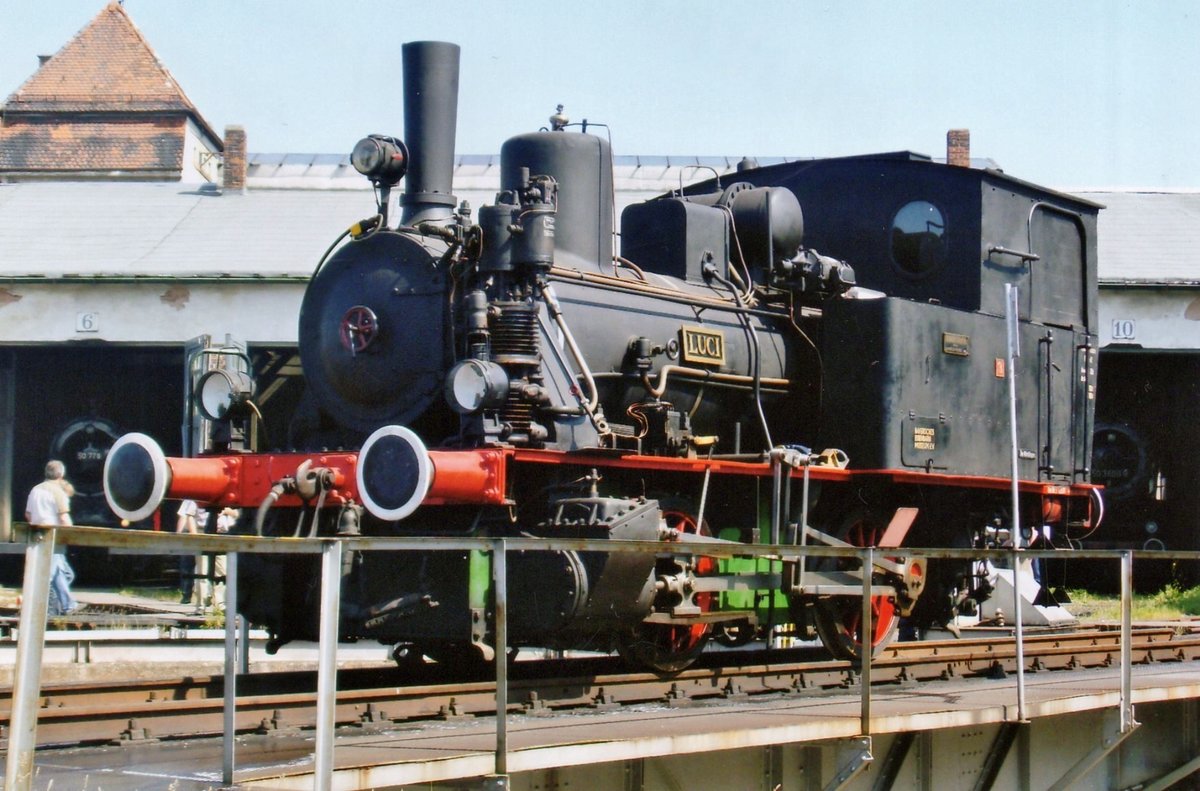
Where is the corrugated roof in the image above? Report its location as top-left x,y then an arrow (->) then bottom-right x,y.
0,162 -> 737,278
1,178 -> 1195,285
1077,191 -> 1200,284
0,182 -> 370,278
243,153 -> 789,193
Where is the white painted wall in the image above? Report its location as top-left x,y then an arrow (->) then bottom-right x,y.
1098,287 -> 1200,349
0,281 -> 307,345
181,119 -> 220,185
4,280 -> 1197,351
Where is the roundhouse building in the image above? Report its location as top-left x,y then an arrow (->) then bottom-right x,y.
1,4 -> 1197,580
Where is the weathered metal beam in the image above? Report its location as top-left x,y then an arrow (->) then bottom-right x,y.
972,722 -> 1020,791
314,540 -> 343,791
763,744 -> 783,791
823,737 -> 872,791
1046,708 -> 1140,791
223,551 -> 239,785
871,732 -> 915,791
1142,754 -> 1200,791
4,528 -> 54,791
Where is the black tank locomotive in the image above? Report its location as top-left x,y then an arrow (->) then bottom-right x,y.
105,41 -> 1101,670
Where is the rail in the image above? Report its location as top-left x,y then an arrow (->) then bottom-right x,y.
3,524 -> 1196,791
8,628 -> 1187,746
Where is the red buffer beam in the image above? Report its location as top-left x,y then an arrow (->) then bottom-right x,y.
102,429 -> 508,523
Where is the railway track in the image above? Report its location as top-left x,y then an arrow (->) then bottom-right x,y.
4,625 -> 1199,749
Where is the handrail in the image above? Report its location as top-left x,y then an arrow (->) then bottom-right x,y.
12,523 -> 1199,562
3,524 -> 1167,790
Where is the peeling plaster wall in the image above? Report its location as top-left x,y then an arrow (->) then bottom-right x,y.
3,279 -> 1196,351
0,281 -> 306,344
1099,287 -> 1200,349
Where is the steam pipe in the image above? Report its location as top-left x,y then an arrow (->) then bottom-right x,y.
536,281 -> 600,414
400,41 -> 460,225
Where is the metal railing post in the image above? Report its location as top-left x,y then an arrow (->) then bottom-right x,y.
1013,545 -> 1027,722
4,526 -> 55,791
860,547 -> 873,735
223,551 -> 239,785
0,525 -> 1173,790
314,539 -> 343,791
493,538 -> 509,779
1004,282 -> 1027,724
1120,550 -> 1134,732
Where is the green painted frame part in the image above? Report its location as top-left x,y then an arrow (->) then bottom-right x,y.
715,526 -> 789,622
717,555 -> 789,618
468,548 -> 492,611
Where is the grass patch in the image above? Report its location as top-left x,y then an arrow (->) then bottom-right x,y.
117,586 -> 184,603
1066,584 -> 1200,622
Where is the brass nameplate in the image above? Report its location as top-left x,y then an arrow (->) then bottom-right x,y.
942,331 -> 970,357
680,326 -> 726,366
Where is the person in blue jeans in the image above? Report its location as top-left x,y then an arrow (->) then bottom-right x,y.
176,499 -> 208,609
25,459 -> 79,615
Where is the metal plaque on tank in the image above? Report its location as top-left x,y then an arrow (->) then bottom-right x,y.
942,331 -> 970,357
680,326 -> 726,366
902,415 -> 949,469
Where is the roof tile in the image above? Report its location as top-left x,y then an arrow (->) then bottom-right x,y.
0,1 -> 220,179
4,2 -> 198,116
0,119 -> 184,172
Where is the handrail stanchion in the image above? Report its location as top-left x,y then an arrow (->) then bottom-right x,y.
222,551 -> 239,786
493,538 -> 509,780
1004,283 -> 1027,724
860,546 -> 873,735
1120,550 -> 1134,732
4,526 -> 55,791
1013,545 -> 1027,722
314,539 -> 343,791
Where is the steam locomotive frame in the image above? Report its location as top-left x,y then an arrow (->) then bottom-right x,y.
104,41 -> 1101,671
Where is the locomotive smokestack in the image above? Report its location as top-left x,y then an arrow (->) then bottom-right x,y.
400,41 -> 460,225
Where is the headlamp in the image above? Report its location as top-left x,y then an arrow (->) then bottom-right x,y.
196,369 -> 256,421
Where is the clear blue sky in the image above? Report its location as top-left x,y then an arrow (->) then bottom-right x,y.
2,1 -> 1198,190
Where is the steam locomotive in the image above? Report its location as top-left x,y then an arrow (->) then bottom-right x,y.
104,41 -> 1101,671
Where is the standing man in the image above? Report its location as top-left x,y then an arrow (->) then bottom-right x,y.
176,499 -> 208,610
25,459 -> 78,615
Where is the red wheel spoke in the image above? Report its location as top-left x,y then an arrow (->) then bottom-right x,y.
621,508 -> 714,673
814,510 -> 902,661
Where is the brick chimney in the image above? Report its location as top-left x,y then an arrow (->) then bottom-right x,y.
947,128 -> 970,168
223,125 -> 247,191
